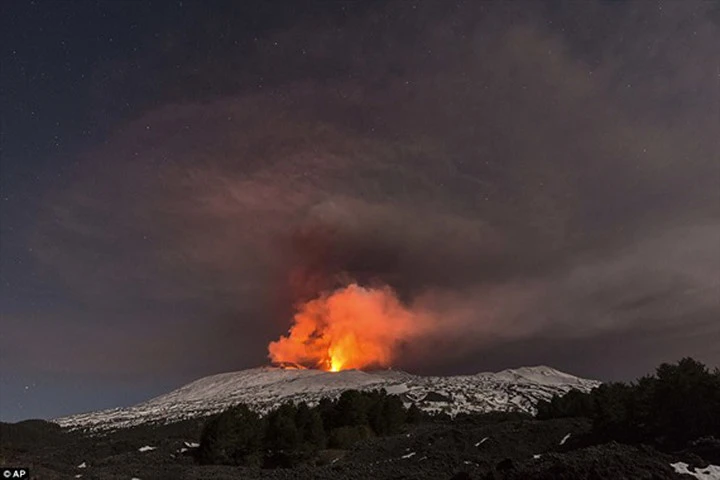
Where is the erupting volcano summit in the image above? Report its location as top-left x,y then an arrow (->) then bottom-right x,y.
268,283 -> 432,372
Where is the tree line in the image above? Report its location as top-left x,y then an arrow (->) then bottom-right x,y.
196,389 -> 424,467
536,357 -> 720,448
197,358 -> 720,468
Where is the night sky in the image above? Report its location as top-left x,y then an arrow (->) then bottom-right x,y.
1,1 -> 719,422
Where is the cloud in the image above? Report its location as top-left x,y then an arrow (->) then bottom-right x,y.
26,1 -> 720,378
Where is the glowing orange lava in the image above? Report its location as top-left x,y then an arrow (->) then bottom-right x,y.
268,283 -> 424,371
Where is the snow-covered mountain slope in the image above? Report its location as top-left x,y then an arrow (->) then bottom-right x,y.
55,366 -> 600,431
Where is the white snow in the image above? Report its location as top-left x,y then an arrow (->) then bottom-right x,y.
74,475 -> 82,479
533,454 -> 542,459
671,462 -> 720,480
401,452 -> 416,459
183,441 -> 200,448
559,433 -> 571,445
138,446 -> 156,452
384,384 -> 409,395
55,366 -> 600,431
77,462 -> 86,469
475,437 -> 489,447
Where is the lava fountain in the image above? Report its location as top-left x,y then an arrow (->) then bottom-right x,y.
268,283 -> 426,371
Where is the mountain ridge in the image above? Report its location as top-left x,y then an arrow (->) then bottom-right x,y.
55,365 -> 600,431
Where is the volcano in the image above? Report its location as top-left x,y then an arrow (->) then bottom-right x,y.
55,366 -> 600,431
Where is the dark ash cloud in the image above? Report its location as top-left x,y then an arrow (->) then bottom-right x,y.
10,0 -> 719,383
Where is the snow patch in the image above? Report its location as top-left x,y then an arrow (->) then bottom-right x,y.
671,462 -> 720,480
401,452 -> 416,459
138,445 -> 156,452
533,454 -> 542,459
559,433 -> 571,445
77,462 -> 86,469
475,437 -> 489,447
384,383 -> 409,395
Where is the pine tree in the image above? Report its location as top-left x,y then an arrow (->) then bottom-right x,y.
383,395 -> 407,434
197,404 -> 264,466
407,403 -> 424,424
303,408 -> 327,449
295,402 -> 326,449
265,403 -> 300,451
336,390 -> 369,427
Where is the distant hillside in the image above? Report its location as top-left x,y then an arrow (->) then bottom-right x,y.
55,365 -> 599,431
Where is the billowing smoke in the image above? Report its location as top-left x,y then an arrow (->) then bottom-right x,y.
17,0 -> 719,382
269,201 -> 439,371
268,283 -> 431,371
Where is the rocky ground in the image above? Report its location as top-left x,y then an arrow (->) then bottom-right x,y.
1,416 -> 716,479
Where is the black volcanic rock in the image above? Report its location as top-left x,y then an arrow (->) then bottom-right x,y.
421,391 -> 454,403
0,416 -> 703,480
494,442 -> 683,480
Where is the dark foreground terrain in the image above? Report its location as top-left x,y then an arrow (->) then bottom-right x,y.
3,358 -> 718,479
1,415 -> 715,480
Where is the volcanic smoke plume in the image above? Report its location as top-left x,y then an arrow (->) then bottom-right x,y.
268,283 -> 429,372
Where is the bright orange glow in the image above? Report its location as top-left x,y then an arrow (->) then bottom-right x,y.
268,283 -> 424,371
